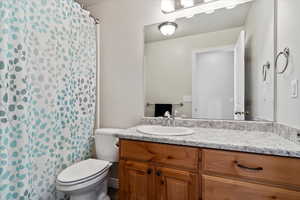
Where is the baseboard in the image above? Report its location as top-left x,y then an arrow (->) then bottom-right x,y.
108,177 -> 119,189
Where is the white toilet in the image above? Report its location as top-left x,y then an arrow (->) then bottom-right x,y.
56,129 -> 121,200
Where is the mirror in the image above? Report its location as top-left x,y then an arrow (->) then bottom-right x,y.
144,0 -> 275,121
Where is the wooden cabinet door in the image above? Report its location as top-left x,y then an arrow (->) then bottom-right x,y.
119,160 -> 155,200
155,167 -> 199,200
203,175 -> 300,200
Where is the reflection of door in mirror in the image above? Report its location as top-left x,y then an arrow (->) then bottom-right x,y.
192,46 -> 235,120
192,31 -> 245,120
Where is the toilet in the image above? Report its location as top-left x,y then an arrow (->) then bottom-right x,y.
56,129 -> 121,200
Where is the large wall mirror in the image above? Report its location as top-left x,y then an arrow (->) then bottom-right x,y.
144,0 -> 275,121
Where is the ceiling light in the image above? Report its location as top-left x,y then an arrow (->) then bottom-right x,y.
159,22 -> 178,36
181,0 -> 194,8
161,0 -> 175,13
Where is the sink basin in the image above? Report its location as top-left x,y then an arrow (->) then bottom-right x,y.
137,125 -> 194,136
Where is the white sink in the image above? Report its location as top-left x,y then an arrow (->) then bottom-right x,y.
137,125 -> 194,136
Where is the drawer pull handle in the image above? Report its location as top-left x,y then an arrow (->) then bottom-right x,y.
234,161 -> 263,171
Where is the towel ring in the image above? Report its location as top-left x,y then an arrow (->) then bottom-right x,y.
275,47 -> 290,74
262,61 -> 270,82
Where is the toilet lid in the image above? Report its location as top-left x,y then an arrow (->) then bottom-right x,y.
57,159 -> 111,183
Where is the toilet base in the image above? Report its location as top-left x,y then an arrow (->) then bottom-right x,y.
70,193 -> 110,200
63,178 -> 110,200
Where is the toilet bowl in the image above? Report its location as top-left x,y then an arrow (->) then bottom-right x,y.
56,129 -> 122,200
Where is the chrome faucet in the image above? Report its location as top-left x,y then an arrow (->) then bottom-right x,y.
164,111 -> 172,126
164,110 -> 178,127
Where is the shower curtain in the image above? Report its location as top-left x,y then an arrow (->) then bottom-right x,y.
0,0 -> 96,199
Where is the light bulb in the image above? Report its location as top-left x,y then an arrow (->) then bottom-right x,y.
181,0 -> 194,8
161,0 -> 175,13
159,22 -> 178,36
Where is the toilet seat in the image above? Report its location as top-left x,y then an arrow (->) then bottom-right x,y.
56,168 -> 110,192
57,159 -> 111,186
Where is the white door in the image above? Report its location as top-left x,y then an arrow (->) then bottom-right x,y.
234,30 -> 246,120
192,48 -> 234,120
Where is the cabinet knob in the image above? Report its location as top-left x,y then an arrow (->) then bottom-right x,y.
156,170 -> 161,176
147,168 -> 153,175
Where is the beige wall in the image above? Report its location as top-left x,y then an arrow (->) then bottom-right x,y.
145,27 -> 242,118
89,0 -> 173,128
277,0 -> 300,129
244,0 -> 275,121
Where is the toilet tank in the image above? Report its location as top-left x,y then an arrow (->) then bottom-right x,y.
94,129 -> 122,162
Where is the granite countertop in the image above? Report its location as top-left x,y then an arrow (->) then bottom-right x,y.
112,126 -> 300,158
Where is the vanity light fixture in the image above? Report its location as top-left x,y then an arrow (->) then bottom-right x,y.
181,0 -> 194,8
161,0 -> 175,13
159,22 -> 178,36
186,14 -> 195,19
161,0 -> 252,16
226,4 -> 237,9
205,9 -> 215,14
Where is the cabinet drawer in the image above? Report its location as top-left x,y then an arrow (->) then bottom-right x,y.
203,149 -> 300,187
120,140 -> 199,170
203,175 -> 300,200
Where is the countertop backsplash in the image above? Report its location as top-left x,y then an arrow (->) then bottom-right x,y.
274,123 -> 300,145
140,117 -> 300,145
140,117 -> 274,132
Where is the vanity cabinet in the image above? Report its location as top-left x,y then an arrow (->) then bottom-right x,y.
119,160 -> 155,200
203,175 -> 300,200
119,140 -> 199,200
202,149 -> 300,188
119,139 -> 300,200
202,149 -> 300,200
155,166 -> 198,200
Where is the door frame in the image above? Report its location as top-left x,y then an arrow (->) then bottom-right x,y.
192,45 -> 235,119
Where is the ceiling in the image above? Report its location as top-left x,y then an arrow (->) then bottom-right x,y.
145,2 -> 253,43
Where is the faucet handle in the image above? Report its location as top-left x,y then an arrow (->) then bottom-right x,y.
174,110 -> 179,117
164,111 -> 171,118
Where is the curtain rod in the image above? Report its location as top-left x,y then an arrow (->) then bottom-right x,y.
75,0 -> 100,24
90,14 -> 100,24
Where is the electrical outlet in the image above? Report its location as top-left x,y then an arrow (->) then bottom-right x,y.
291,79 -> 298,98
183,95 -> 192,103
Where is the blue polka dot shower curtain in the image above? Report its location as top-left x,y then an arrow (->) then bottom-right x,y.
0,0 -> 97,199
